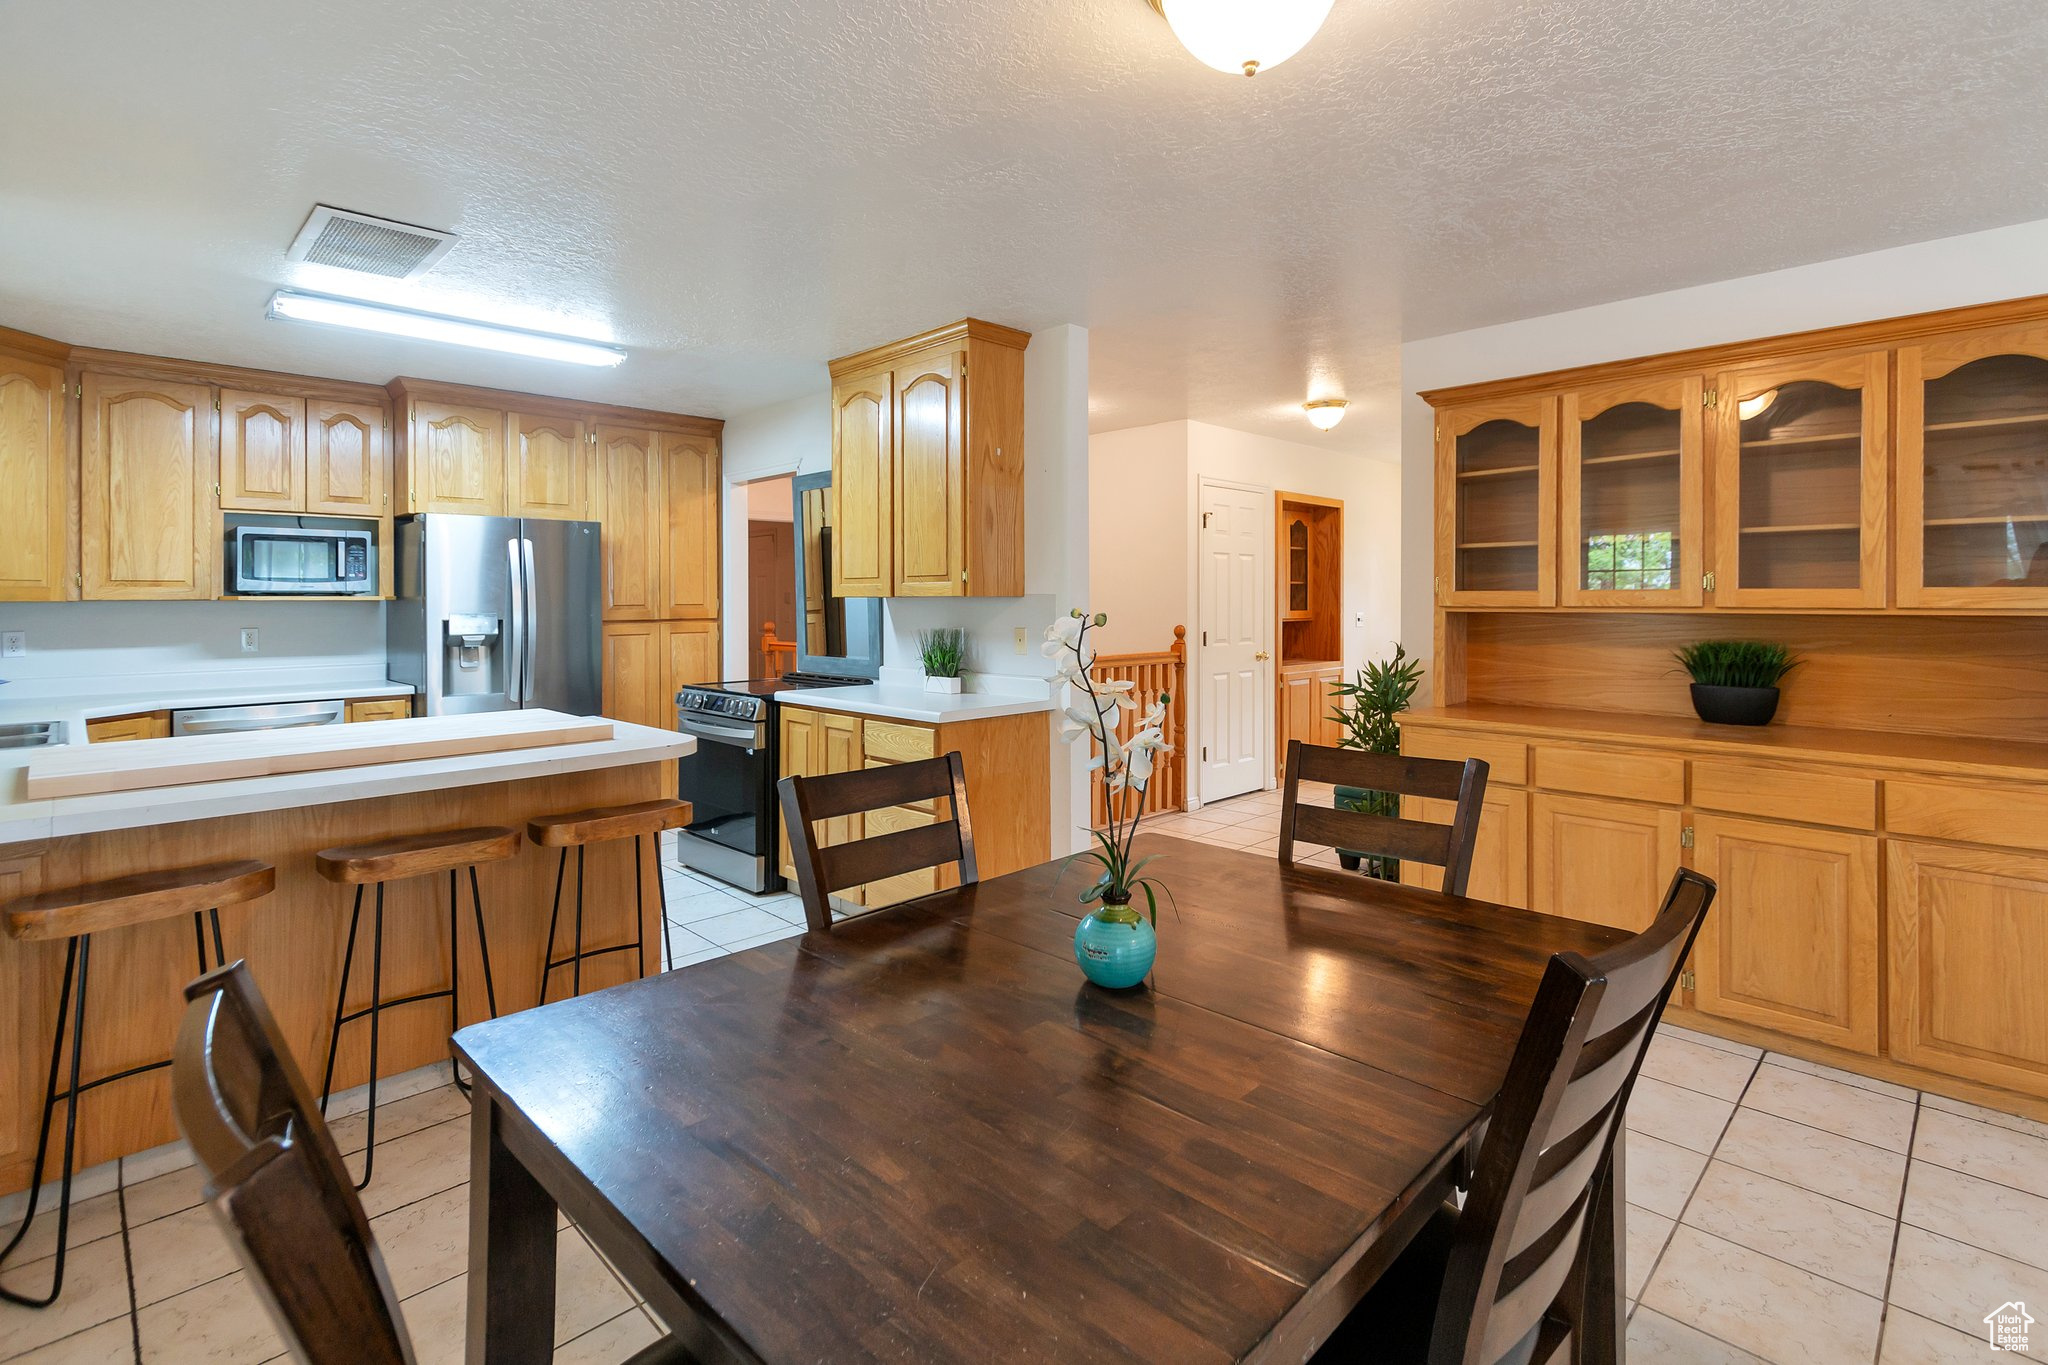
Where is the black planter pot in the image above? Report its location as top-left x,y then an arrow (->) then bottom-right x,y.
1689,683 -> 1780,726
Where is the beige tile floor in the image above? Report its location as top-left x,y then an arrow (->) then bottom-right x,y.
6,798 -> 2047,1362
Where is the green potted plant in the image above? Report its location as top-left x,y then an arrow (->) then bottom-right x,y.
918,627 -> 966,694
1674,640 -> 1799,726
1327,644 -> 1425,879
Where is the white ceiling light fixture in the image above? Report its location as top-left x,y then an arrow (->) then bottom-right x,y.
1146,0 -> 1336,77
1304,398 -> 1348,431
267,290 -> 627,367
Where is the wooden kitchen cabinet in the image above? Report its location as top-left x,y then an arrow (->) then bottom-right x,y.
829,320 -> 1029,598
218,389 -> 306,513
508,411 -> 587,520
79,373 -> 213,600
344,698 -> 412,723
1559,372 -> 1704,607
1278,662 -> 1342,753
1888,840 -> 2048,1097
1402,788 -> 1529,908
1690,813 -> 1880,1055
1897,322 -> 2048,609
1529,792 -> 1681,932
1435,393 -> 1558,606
601,621 -> 665,731
0,345 -> 71,601
831,367 -> 893,598
402,398 -> 505,515
661,431 -> 720,618
595,426 -> 663,620
85,711 -> 170,743
664,619 -> 719,698
778,705 -> 866,894
306,399 -> 388,517
1710,349 -> 1889,608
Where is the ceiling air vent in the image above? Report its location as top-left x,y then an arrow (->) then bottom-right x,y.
286,205 -> 456,280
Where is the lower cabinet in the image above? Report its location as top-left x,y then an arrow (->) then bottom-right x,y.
1887,840 -> 2048,1096
1402,788 -> 1528,908
1278,662 -> 1342,762
344,698 -> 412,724
1529,793 -> 1681,933
777,705 -> 865,898
1690,814 -> 1880,1055
85,711 -> 170,743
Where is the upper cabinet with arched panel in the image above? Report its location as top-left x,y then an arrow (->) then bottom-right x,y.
1709,350 -> 1889,608
1898,325 -> 2048,608
1434,394 -> 1557,606
1560,374 -> 1704,607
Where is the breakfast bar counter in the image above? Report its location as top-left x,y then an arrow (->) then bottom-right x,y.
0,713 -> 693,1196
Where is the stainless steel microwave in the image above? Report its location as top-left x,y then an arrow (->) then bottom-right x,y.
230,525 -> 375,594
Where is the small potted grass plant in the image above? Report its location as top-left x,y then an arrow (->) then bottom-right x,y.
1674,640 -> 1798,726
1328,644 -> 1425,880
918,628 -> 966,694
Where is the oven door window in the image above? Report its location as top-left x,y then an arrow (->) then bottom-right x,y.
245,535 -> 338,583
676,739 -> 764,852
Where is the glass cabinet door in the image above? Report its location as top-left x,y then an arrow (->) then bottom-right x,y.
1283,516 -> 1311,620
1435,395 -> 1557,605
1560,375 -> 1703,606
1898,324 -> 2048,608
1710,351 -> 1888,607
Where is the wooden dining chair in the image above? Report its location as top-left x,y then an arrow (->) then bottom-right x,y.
778,752 -> 978,931
1279,740 -> 1491,895
1312,867 -> 1717,1365
171,962 -> 693,1365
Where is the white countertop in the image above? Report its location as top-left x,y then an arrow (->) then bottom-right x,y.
0,716 -> 691,844
0,671 -> 414,737
778,681 -> 1056,724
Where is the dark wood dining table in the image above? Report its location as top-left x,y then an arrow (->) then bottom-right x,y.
453,834 -> 1629,1365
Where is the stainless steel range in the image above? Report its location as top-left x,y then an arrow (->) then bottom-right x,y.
672,674 -> 862,893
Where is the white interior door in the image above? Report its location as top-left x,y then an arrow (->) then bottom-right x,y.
1197,480 -> 1269,802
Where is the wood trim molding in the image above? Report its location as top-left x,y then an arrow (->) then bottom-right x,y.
828,318 -> 1032,379
388,376 -> 722,435
1418,290 -> 2048,407
0,326 -> 70,364
66,346 -> 390,404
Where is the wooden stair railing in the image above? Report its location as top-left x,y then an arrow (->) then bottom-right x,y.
761,622 -> 796,678
1088,625 -> 1187,827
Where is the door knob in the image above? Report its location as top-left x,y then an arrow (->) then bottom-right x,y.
1255,650 -> 1271,661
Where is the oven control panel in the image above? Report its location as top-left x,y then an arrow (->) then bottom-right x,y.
677,689 -> 765,723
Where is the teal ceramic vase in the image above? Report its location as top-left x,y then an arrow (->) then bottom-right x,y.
1074,902 -> 1156,989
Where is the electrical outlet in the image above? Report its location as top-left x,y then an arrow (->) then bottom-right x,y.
240,627 -> 260,654
1013,626 -> 1028,655
0,631 -> 23,659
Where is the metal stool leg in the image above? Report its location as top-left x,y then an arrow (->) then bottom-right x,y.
539,848 -> 568,1006
653,834 -> 675,971
0,936 -> 85,1308
469,865 -> 498,1019
447,869 -> 468,1097
571,845 -> 587,998
633,834 -> 647,979
356,882 -> 387,1190
319,885 -> 366,1116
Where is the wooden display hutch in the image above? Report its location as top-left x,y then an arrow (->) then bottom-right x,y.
1411,293 -> 2048,1117
1275,492 -> 1343,765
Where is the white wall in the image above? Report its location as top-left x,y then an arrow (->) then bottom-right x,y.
0,600 -> 386,694
1399,215 -> 2048,670
1086,418 -> 1403,803
745,477 -> 793,522
717,390 -> 831,678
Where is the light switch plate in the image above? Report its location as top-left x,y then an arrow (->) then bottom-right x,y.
1,631 -> 23,658
1013,626 -> 1027,655
240,627 -> 260,654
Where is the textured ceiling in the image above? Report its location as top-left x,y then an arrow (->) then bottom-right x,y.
5,0 -> 2048,456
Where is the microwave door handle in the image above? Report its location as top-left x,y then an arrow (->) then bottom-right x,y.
505,538 -> 526,708
521,538 -> 540,706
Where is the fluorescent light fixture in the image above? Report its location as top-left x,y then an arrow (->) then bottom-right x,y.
267,290 -> 626,367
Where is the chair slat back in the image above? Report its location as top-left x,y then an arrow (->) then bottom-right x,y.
172,962 -> 414,1365
1431,869 -> 1716,1365
1279,742 -> 1490,896
778,752 -> 978,931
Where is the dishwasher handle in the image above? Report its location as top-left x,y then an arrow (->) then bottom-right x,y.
170,700 -> 347,735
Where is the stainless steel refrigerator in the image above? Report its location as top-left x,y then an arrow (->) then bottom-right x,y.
386,514 -> 602,716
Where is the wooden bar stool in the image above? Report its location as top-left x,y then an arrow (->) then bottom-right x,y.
313,826 -> 517,1189
0,859 -> 274,1307
529,798 -> 691,1002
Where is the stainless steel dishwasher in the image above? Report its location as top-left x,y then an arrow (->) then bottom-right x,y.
169,699 -> 347,735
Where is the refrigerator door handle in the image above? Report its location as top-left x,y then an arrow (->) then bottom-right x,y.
505,537 -> 526,706
521,538 -> 540,706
